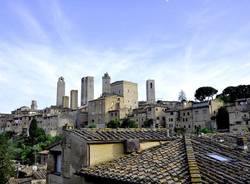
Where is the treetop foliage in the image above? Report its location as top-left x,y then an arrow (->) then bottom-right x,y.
218,85 -> 250,103
178,90 -> 187,102
195,86 -> 218,101
107,118 -> 138,128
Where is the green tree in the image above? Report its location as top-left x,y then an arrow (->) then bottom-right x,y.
87,123 -> 96,128
174,127 -> 186,135
121,118 -> 138,128
178,90 -> 187,102
218,85 -> 250,103
107,119 -> 120,128
29,119 -> 46,145
35,128 -> 46,143
29,118 -> 38,140
0,134 -> 15,184
143,119 -> 154,128
195,86 -> 218,101
200,128 -> 213,134
216,107 -> 229,131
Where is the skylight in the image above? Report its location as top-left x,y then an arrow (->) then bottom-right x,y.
208,154 -> 230,162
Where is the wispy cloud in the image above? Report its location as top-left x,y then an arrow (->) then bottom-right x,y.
10,2 -> 49,42
0,0 -> 250,113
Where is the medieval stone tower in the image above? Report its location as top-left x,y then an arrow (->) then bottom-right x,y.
81,76 -> 94,106
70,90 -> 78,109
146,79 -> 155,104
56,76 -> 65,107
102,73 -> 111,95
31,100 -> 37,110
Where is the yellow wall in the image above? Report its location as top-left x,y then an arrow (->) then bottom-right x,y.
140,141 -> 167,151
89,141 -> 167,166
89,143 -> 125,166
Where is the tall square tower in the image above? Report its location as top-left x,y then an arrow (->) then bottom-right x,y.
146,79 -> 155,104
81,76 -> 94,106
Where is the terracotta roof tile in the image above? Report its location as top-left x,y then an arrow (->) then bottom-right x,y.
79,135 -> 250,184
69,128 -> 171,142
80,138 -> 190,183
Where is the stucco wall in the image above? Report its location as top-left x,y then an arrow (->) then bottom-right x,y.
89,141 -> 168,166
89,143 -> 125,166
140,141 -> 167,151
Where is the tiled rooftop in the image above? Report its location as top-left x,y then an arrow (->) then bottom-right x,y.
80,135 -> 250,184
68,128 -> 171,142
192,137 -> 250,183
80,138 -> 191,183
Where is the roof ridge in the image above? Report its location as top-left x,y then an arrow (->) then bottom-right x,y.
184,136 -> 202,184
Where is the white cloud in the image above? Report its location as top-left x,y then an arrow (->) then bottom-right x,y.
0,1 -> 250,113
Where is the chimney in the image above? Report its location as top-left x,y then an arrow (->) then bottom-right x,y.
124,139 -> 140,153
236,136 -> 248,151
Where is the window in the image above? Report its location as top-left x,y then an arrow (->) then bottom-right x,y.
150,83 -> 153,89
187,112 -> 190,116
208,154 -> 229,162
157,117 -> 160,120
183,112 -> 185,116
236,121 -> 241,125
170,112 -> 174,115
55,154 -> 62,174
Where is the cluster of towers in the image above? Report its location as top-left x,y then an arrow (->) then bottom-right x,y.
56,73 -> 156,109
56,76 -> 94,109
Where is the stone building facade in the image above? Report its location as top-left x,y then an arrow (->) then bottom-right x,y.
87,75 -> 138,127
175,100 -> 223,133
131,104 -> 168,128
88,95 -> 126,128
111,80 -> 138,110
227,98 -> 250,134
0,103 -> 76,136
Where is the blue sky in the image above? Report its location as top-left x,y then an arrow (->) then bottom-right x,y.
0,0 -> 250,113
